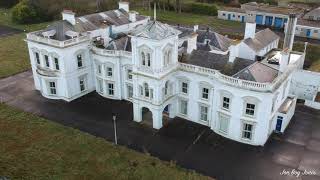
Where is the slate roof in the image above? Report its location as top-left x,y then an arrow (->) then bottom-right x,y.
233,62 -> 278,83
303,7 -> 320,20
106,35 -> 132,51
181,50 -> 255,76
132,21 -> 181,40
243,28 -> 279,52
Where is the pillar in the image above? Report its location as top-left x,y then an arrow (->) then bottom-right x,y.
152,109 -> 163,129
133,103 -> 142,123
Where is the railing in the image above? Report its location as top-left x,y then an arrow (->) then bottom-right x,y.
27,32 -> 89,48
180,63 -> 283,92
91,46 -> 132,57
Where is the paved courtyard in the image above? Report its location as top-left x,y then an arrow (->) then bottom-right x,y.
0,71 -> 320,180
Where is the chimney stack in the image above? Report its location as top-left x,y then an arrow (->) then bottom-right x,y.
283,13 -> 297,51
62,10 -> 76,25
244,13 -> 256,39
119,1 -> 129,12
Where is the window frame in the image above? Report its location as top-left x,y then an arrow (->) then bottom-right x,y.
77,54 -> 84,68
106,67 -> 113,77
127,84 -> 133,99
44,55 -> 50,68
54,57 -> 59,70
79,76 -> 86,92
181,81 -> 188,94
179,99 -> 188,116
35,52 -> 40,65
241,122 -> 255,141
218,113 -> 230,134
199,105 -> 209,122
48,81 -> 57,95
107,82 -> 114,96
127,69 -> 133,80
201,87 -> 210,100
97,78 -> 103,94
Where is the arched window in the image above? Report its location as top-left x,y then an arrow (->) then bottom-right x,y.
144,83 -> 149,97
147,53 -> 151,67
164,81 -> 169,95
141,52 -> 146,66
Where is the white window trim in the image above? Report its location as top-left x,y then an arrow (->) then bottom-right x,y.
199,82 -> 212,101
139,46 -> 153,68
47,81 -> 57,95
199,104 -> 209,124
180,80 -> 189,95
242,96 -> 260,118
240,121 -> 256,141
218,113 -> 230,135
79,75 -> 87,92
179,98 -> 188,117
107,82 -> 115,96
126,83 -> 133,99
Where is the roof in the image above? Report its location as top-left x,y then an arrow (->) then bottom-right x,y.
220,7 -> 246,13
197,30 -> 232,52
297,19 -> 320,28
106,35 -> 132,51
233,62 -> 279,83
278,97 -> 294,114
243,28 -> 279,52
241,2 -> 304,16
303,7 -> 320,19
75,9 -> 146,32
181,50 -> 255,76
39,20 -> 77,41
132,20 -> 181,40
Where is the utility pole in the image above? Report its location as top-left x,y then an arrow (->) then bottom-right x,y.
112,113 -> 118,145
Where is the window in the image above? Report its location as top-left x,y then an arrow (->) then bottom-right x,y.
54,58 -> 59,70
139,85 -> 143,96
219,114 -> 229,134
97,64 -> 102,75
245,103 -> 256,116
164,81 -> 169,95
150,89 -> 154,99
222,97 -> 230,110
79,77 -> 86,92
127,85 -> 133,98
147,53 -> 151,67
107,67 -> 113,77
164,49 -> 171,66
141,52 -> 146,66
309,16 -> 314,20
49,82 -> 56,95
200,106 -> 208,122
180,99 -> 188,115
144,83 -> 149,97
202,88 -> 209,99
45,55 -> 50,68
127,69 -> 133,80
77,54 -> 83,68
108,83 -> 114,96
181,82 -> 188,94
97,79 -> 103,93
35,52 -> 40,65
314,30 -> 318,34
242,123 -> 253,140
223,13 -> 226,16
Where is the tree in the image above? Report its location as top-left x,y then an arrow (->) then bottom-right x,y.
0,0 -> 19,8
12,0 -> 38,24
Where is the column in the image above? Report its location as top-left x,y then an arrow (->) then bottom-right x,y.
152,109 -> 163,129
133,102 -> 142,122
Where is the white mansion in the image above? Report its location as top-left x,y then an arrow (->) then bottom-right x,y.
26,2 -> 312,146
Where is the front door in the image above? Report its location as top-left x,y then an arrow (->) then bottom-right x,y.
276,116 -> 283,132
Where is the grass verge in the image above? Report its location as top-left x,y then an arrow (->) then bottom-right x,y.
0,103 -> 210,180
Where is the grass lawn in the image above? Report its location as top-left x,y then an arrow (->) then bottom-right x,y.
0,103 -> 210,179
135,8 -> 243,33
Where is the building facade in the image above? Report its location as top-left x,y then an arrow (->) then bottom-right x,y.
26,2 -> 313,146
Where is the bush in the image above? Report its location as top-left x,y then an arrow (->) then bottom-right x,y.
0,0 -> 19,8
187,3 -> 218,16
12,0 -> 38,24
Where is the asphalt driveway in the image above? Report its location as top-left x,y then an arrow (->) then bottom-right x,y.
0,25 -> 21,37
1,71 -> 320,180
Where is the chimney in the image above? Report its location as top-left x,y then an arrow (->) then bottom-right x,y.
279,49 -> 290,72
119,1 -> 129,12
62,10 -> 76,25
228,44 -> 239,63
194,25 -> 199,32
283,13 -> 297,51
244,13 -> 256,39
129,12 -> 136,22
187,33 -> 198,54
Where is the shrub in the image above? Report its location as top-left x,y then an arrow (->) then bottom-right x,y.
187,3 -> 218,16
12,0 -> 38,24
0,0 -> 19,8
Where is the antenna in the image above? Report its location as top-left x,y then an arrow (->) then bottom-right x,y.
154,2 -> 156,21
